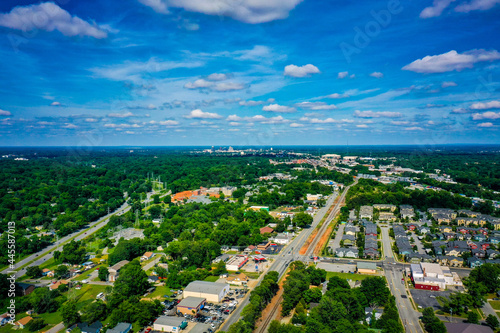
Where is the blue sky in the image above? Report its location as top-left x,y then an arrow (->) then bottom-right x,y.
0,0 -> 500,146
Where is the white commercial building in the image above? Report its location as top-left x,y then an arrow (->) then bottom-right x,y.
410,263 -> 454,290
183,281 -> 230,303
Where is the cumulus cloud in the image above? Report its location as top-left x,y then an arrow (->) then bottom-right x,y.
85,118 -> 99,122
369,72 -> 384,78
301,117 -> 353,124
284,64 -> 320,78
137,0 -> 303,24
226,115 -> 243,121
50,101 -> 62,106
149,120 -> 179,126
337,71 -> 349,79
212,82 -> 245,92
356,124 -> 369,128
390,121 -> 410,125
207,73 -> 230,81
402,49 -> 500,73
353,110 -> 402,118
62,123 -> 78,129
455,0 -> 500,12
0,109 -> 12,116
470,100 -> 500,110
0,2 -> 108,38
184,78 -> 245,91
290,123 -> 304,127
420,0 -> 455,18
262,104 -> 296,113
295,102 -> 337,110
472,111 -> 500,120
239,98 -> 275,106
441,81 -> 457,88
107,112 -> 138,118
184,109 -> 222,119
327,93 -> 349,99
405,126 -> 425,131
477,122 -> 494,127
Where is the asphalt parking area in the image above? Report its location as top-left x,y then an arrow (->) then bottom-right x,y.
410,289 -> 453,311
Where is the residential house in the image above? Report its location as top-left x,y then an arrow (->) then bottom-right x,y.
438,226 -> 453,233
68,322 -> 102,333
379,212 -> 397,221
468,257 -> 484,268
365,307 -> 383,324
107,323 -> 132,333
108,260 -> 129,282
359,206 -> 374,220
342,234 -> 356,247
364,248 -> 380,259
15,316 -> 32,329
373,204 -> 397,212
49,280 -> 69,291
226,273 -> 249,286
336,247 -> 359,258
400,205 -> 415,220
141,252 -> 154,261
472,248 -> 486,258
259,226 -> 274,235
16,282 -> 35,296
42,268 -> 54,277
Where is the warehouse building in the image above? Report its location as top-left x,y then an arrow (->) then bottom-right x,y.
177,297 -> 206,315
153,316 -> 187,332
183,281 -> 230,303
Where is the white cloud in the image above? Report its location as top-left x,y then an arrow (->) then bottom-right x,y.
207,73 -> 229,81
0,109 -> 12,116
356,124 -> 369,128
402,49 -> 500,73
472,111 -> 500,120
50,101 -> 62,106
125,131 -> 136,134
470,100 -> 500,110
262,104 -> 296,113
284,64 -> 320,78
295,102 -> 337,110
213,82 -> 245,92
184,79 -> 214,89
150,120 -> 179,126
239,98 -> 275,106
420,0 -> 455,18
353,110 -> 402,118
138,0 -> 169,13
455,0 -> 500,12
0,2 -> 108,38
229,122 -> 241,126
138,0 -> 303,23
184,109 -> 222,119
369,72 -> 384,78
405,126 -> 425,131
441,81 -> 457,88
226,115 -> 243,121
290,123 -> 304,127
107,112 -> 137,118
338,71 -> 349,79
92,58 -> 203,82
184,79 -> 245,91
104,123 -> 142,128
62,123 -> 78,129
228,128 -> 240,132
327,93 -> 349,99
390,121 -> 410,125
85,118 -> 99,123
477,122 -> 494,127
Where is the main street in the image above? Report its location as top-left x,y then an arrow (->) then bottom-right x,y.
221,179 -> 357,331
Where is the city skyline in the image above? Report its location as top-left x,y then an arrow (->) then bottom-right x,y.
1,0 -> 500,146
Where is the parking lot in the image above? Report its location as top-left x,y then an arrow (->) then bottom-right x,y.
316,262 -> 356,273
410,289 -> 453,310
159,288 -> 248,333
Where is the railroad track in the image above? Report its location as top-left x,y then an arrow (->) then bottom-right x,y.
305,179 -> 358,257
255,288 -> 284,333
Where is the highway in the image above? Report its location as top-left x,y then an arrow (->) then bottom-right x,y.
3,190 -> 161,277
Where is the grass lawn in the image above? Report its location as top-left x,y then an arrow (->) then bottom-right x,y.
489,301 -> 500,311
326,272 -> 372,281
39,258 -> 56,270
244,272 -> 261,279
73,266 -> 102,281
204,276 -> 219,282
143,285 -> 173,300
72,284 -> 108,312
38,311 -> 63,325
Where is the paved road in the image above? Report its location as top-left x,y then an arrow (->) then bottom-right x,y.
44,322 -> 65,333
220,191 -> 341,331
482,300 -> 500,321
381,225 -> 423,333
329,223 -> 345,253
3,190 -> 162,277
411,232 -> 426,255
